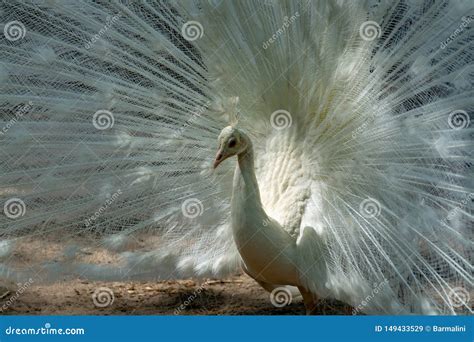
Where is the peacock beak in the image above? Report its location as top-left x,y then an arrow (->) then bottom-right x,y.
213,149 -> 224,169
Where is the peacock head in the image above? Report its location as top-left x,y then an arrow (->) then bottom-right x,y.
213,126 -> 248,169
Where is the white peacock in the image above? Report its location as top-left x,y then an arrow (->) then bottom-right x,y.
0,0 -> 471,315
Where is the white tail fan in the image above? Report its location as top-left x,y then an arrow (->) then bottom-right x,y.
0,0 -> 472,314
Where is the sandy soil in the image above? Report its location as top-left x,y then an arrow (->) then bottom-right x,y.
0,274 -> 354,315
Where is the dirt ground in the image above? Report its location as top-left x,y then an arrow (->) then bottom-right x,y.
0,274 -> 354,315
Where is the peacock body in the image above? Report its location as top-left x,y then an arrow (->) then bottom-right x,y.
0,0 -> 472,314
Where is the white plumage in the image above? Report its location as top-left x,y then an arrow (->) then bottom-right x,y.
0,0 -> 472,314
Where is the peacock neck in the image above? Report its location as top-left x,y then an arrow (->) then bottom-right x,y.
232,140 -> 263,209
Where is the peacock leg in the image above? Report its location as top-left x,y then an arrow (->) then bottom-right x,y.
298,286 -> 318,315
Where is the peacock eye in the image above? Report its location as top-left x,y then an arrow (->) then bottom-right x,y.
228,138 -> 237,148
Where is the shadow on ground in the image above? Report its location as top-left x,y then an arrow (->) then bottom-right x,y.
0,275 -> 354,315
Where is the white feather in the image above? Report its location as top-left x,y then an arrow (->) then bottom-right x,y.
0,0 -> 472,314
